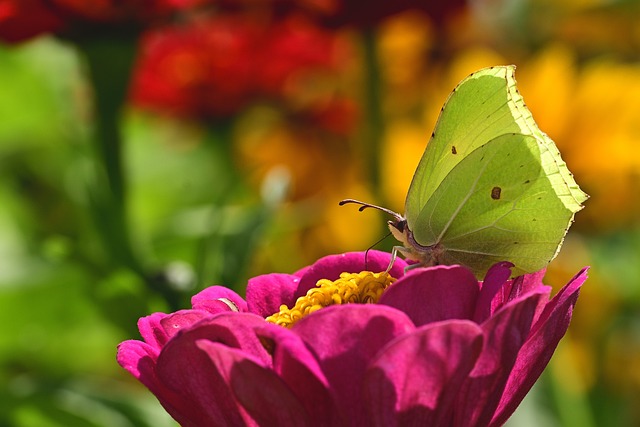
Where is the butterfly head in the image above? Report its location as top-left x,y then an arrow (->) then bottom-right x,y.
339,199 -> 443,267
387,217 -> 409,245
339,198 -> 410,250
339,198 -> 411,237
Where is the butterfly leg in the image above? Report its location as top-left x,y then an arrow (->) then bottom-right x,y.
403,262 -> 423,273
385,246 -> 405,273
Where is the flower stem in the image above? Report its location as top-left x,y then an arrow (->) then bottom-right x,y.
361,27 -> 384,198
79,36 -> 181,310
80,36 -> 138,271
79,35 -> 181,310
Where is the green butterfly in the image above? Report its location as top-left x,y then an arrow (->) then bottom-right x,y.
341,65 -> 587,278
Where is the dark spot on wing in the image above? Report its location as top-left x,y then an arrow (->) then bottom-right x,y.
524,179 -> 530,184
451,145 -> 457,154
491,187 -> 502,200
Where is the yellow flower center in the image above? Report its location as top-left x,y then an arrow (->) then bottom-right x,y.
265,271 -> 396,328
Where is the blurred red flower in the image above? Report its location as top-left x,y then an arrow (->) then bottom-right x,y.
46,0 -> 210,23
0,0 -> 65,42
0,0 -> 211,42
130,13 -> 356,128
130,15 -> 257,118
298,0 -> 466,28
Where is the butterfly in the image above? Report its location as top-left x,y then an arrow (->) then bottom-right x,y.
341,65 -> 587,278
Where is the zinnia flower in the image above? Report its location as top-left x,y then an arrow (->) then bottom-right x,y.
117,251 -> 587,426
129,13 -> 353,123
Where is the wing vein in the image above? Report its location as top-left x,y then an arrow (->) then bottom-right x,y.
433,149 -> 493,243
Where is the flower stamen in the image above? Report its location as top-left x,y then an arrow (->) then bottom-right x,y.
266,271 -> 395,328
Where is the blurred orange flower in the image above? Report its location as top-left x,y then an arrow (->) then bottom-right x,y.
234,116 -> 379,273
518,47 -> 640,231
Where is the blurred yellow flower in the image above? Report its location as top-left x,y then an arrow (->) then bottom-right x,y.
551,337 -> 596,395
604,324 -> 640,395
234,109 -> 380,272
516,44 -> 576,143
380,119 -> 427,212
234,113 -> 340,200
521,51 -> 640,230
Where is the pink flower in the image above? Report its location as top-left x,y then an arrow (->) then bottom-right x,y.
117,251 -> 587,426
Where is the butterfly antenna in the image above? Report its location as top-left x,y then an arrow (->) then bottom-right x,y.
364,231 -> 393,270
339,199 -> 403,221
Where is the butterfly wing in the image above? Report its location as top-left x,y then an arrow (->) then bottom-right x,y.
412,133 -> 573,277
405,66 -> 522,227
404,65 -> 586,276
504,66 -> 588,211
405,65 -> 586,229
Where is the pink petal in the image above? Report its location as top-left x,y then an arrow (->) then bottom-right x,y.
294,251 -> 407,299
255,323 -> 341,426
379,265 -> 480,326
191,285 -> 248,313
159,309 -> 211,340
518,268 -> 548,293
490,267 -> 588,427
117,340 -> 194,425
137,312 -> 170,350
364,320 -> 484,427
246,273 -> 300,317
292,304 -> 415,425
116,340 -> 159,381
490,274 -> 551,326
454,290 -> 545,427
491,269 -> 547,314
155,313 -> 272,426
293,265 -> 310,277
197,340 -> 313,426
473,262 -> 513,323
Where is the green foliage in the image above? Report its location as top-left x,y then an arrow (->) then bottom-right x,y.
0,38 -> 264,425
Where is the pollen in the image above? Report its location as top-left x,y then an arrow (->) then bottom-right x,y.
265,271 -> 396,328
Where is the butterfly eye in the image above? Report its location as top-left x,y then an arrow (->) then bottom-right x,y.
388,219 -> 407,233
